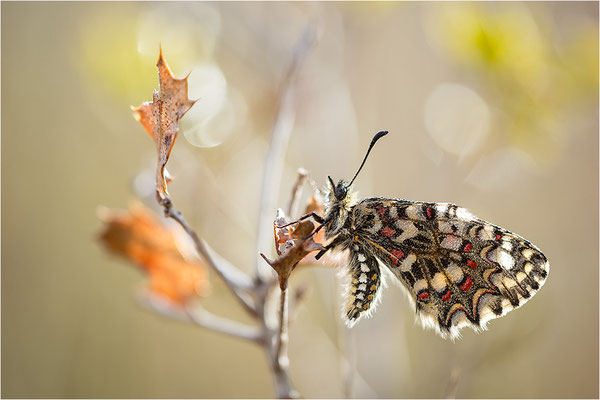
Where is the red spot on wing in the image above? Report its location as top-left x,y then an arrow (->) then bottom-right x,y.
426,207 -> 432,219
460,276 -> 473,291
390,249 -> 405,265
376,206 -> 391,223
463,243 -> 473,252
381,226 -> 396,237
418,291 -> 430,299
442,289 -> 452,301
495,234 -> 501,240
466,260 -> 477,269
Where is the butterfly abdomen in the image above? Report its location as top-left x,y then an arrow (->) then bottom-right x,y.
344,242 -> 383,325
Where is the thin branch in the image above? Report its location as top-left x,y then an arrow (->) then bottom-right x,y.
186,306 -> 263,344
341,326 -> 356,398
253,27 -> 317,397
138,289 -> 262,343
444,367 -> 461,399
160,196 -> 257,316
254,26 -> 317,283
202,238 -> 254,291
270,287 -> 296,398
275,288 -> 289,370
287,168 -> 309,217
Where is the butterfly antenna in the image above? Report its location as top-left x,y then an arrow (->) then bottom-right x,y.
328,175 -> 335,188
347,130 -> 388,188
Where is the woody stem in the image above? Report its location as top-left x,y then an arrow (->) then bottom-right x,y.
159,195 -> 257,316
272,287 -> 295,398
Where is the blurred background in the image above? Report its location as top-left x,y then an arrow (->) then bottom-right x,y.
2,2 -> 598,398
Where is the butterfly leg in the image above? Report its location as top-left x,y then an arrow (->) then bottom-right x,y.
314,234 -> 348,260
276,212 -> 324,228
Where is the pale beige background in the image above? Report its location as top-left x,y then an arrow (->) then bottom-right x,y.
2,2 -> 598,398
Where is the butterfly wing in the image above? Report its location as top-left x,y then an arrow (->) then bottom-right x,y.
351,198 -> 549,338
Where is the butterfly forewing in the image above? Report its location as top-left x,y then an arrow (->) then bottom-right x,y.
349,198 -> 549,338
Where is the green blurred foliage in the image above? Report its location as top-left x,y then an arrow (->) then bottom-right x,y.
430,3 -> 598,162
79,4 -> 219,105
79,7 -> 156,104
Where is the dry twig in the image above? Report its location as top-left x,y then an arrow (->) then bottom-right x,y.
138,289 -> 262,343
252,26 -> 318,398
159,196 -> 257,316
115,25 -> 319,399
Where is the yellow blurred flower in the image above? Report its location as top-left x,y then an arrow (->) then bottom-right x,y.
435,3 -> 547,83
78,4 -> 220,104
426,3 -> 597,164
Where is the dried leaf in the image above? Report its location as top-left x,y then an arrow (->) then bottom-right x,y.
303,194 -> 325,239
304,193 -> 323,214
298,194 -> 336,266
132,49 -> 197,199
261,208 -> 325,290
98,203 -> 208,304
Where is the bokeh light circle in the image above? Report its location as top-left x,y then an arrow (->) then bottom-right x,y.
424,83 -> 490,157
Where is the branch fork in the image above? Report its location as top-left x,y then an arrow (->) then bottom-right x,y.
110,27 -> 319,398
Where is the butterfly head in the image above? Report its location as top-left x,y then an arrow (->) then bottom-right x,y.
323,131 -> 389,238
329,176 -> 349,201
323,177 -> 355,239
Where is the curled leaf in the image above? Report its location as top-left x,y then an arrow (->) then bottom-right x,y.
260,209 -> 325,290
132,49 -> 197,199
298,194 -> 337,266
98,203 -> 208,304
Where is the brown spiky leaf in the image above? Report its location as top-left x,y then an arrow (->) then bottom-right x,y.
98,203 -> 208,305
261,209 -> 325,290
132,49 -> 197,199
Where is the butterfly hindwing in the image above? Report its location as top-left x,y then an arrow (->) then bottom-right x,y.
349,198 -> 549,338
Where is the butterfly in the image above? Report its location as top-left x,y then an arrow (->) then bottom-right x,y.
295,131 -> 549,339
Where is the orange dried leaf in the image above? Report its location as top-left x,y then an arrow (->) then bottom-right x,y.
304,193 -> 324,215
261,209 -> 325,290
298,194 -> 334,266
98,203 -> 208,304
132,49 -> 197,198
